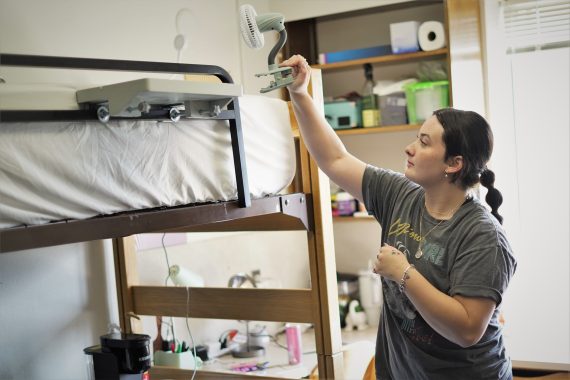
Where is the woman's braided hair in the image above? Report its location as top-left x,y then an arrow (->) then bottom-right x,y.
433,108 -> 504,224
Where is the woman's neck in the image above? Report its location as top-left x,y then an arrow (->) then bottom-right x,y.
424,185 -> 469,220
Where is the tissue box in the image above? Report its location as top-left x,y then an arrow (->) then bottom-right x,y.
390,21 -> 420,54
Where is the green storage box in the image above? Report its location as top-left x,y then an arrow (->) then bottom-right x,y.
404,81 -> 449,124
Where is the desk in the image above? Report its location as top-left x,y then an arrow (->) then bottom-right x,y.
199,326 -> 377,378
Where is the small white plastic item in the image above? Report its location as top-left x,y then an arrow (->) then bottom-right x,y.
169,265 -> 205,287
154,350 -> 202,369
336,192 -> 356,216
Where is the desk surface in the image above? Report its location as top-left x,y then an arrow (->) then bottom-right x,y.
200,327 -> 377,378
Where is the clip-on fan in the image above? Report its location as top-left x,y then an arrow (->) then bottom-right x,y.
239,4 -> 294,93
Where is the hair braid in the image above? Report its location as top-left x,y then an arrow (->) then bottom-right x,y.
480,168 -> 503,224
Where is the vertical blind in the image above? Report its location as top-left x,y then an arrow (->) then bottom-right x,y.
501,0 -> 570,52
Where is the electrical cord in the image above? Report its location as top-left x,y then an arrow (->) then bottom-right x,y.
162,232 -> 198,379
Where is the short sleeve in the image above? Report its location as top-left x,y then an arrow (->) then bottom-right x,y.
362,165 -> 419,225
449,223 -> 517,306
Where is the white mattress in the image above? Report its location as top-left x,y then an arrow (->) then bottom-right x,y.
0,89 -> 296,228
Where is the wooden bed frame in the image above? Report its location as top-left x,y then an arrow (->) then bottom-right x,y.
0,55 -> 343,379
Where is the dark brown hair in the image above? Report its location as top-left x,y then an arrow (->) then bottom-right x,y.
434,108 -> 503,224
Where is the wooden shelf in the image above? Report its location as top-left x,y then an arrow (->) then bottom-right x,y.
333,215 -> 375,221
312,48 -> 448,71
291,124 -> 420,138
335,124 -> 420,136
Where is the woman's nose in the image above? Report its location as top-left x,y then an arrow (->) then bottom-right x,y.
405,143 -> 414,156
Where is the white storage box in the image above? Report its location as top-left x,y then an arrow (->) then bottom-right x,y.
390,21 -> 420,54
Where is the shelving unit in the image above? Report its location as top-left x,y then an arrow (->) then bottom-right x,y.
335,123 -> 420,136
312,48 -> 448,71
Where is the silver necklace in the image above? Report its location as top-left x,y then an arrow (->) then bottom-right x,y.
415,200 -> 465,259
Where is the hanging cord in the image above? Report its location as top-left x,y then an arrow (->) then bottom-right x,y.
161,233 -> 177,346
162,233 -> 198,379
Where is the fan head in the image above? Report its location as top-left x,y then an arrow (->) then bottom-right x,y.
240,4 -> 264,49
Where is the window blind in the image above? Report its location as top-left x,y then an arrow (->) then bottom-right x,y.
501,0 -> 570,52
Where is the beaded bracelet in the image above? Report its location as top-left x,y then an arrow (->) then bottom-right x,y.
398,264 -> 415,293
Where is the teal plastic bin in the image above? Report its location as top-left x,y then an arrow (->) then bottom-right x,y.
404,81 -> 449,124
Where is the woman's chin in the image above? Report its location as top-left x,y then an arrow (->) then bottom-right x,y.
404,171 -> 422,186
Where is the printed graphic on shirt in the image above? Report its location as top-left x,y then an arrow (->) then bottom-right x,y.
387,218 -> 421,243
385,216 -> 448,345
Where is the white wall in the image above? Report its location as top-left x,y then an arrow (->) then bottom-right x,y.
0,241 -> 118,379
136,231 -> 310,349
481,1 -> 569,369
270,0 -> 413,22
0,0 -> 306,379
0,0 -> 242,87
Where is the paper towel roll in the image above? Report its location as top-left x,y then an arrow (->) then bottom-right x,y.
418,21 -> 446,51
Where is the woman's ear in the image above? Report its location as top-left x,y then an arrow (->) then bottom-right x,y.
446,156 -> 463,175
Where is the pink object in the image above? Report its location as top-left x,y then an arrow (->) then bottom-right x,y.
285,324 -> 302,365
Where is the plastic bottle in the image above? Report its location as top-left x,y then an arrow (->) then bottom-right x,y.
285,323 -> 302,365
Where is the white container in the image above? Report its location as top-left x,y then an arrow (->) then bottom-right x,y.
390,21 -> 420,54
358,267 -> 383,327
169,265 -> 205,287
154,350 -> 202,369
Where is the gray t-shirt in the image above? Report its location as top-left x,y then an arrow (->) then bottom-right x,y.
362,165 -> 517,380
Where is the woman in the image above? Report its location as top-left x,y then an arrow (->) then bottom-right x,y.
281,55 -> 517,380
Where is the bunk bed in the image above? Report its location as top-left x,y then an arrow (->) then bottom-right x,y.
0,54 -> 343,379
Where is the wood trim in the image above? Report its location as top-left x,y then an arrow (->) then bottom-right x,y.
0,194 -> 311,253
150,367 -> 285,380
445,0 -> 486,116
113,236 -> 142,333
132,287 -> 314,322
302,68 -> 343,380
335,124 -> 420,136
513,360 -> 570,373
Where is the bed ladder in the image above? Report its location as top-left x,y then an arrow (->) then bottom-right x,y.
113,69 -> 344,379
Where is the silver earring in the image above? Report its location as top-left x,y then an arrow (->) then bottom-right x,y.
444,172 -> 448,178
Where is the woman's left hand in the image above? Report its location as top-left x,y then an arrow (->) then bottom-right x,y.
373,243 -> 410,282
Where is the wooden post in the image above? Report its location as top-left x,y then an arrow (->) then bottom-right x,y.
113,235 -> 142,333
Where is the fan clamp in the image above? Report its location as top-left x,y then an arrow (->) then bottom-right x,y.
255,64 -> 294,93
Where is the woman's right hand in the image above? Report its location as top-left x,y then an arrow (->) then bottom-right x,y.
280,54 -> 311,95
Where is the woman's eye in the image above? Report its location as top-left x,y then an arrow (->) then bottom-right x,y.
420,139 -> 427,146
